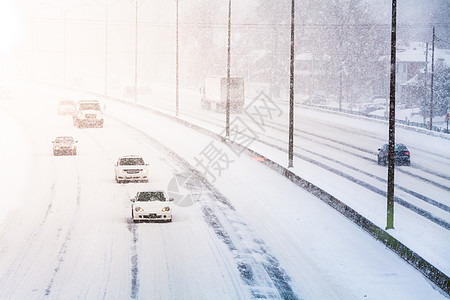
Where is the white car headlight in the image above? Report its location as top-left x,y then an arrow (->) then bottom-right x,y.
162,206 -> 170,212
134,207 -> 144,212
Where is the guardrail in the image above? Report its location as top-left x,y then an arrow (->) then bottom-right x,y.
295,103 -> 450,139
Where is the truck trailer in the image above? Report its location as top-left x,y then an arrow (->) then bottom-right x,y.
200,76 -> 244,112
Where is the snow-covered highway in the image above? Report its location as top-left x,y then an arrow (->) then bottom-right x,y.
0,82 -> 448,299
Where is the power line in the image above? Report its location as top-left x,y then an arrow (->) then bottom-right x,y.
24,17 -> 450,29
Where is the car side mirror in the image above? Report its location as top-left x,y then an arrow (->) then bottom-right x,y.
168,198 -> 174,202
130,198 -> 135,202
378,148 -> 381,151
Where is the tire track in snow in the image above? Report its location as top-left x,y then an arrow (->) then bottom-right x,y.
43,172 -> 82,297
127,220 -> 140,299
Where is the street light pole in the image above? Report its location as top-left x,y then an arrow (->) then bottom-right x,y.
134,2 -> 138,103
429,26 -> 435,130
104,7 -> 108,95
225,0 -> 232,138
288,0 -> 295,168
63,9 -> 67,85
127,0 -> 145,103
94,0 -> 121,95
175,0 -> 179,116
386,0 -> 397,230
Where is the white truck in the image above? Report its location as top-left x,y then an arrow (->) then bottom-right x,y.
73,100 -> 104,128
200,76 -> 244,112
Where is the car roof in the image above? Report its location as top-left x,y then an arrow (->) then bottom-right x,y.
120,155 -> 143,158
78,100 -> 100,103
136,190 -> 167,197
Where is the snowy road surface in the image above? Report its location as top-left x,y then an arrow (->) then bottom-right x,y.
0,83 -> 448,299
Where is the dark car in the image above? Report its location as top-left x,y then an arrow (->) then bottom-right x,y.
377,143 -> 410,166
53,136 -> 77,156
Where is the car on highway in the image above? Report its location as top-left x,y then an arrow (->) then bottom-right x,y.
57,100 -> 76,115
73,100 -> 104,128
114,155 -> 149,183
377,143 -> 410,166
52,136 -> 77,156
131,190 -> 173,222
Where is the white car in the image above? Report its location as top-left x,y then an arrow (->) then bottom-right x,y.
73,100 -> 104,128
115,155 -> 149,183
131,190 -> 173,222
52,136 -> 77,156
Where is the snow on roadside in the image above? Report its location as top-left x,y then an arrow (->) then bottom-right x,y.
0,111 -> 31,226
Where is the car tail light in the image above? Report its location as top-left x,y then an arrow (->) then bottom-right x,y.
404,151 -> 410,155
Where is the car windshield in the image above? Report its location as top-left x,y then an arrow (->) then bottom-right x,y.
119,157 -> 144,165
79,103 -> 101,110
55,137 -> 74,143
395,144 -> 408,151
137,191 -> 166,202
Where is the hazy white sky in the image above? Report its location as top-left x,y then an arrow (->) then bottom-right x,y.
0,0 -> 21,54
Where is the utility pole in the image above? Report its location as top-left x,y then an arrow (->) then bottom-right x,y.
225,0 -> 231,138
386,0 -> 397,230
288,0 -> 295,168
429,26 -> 435,130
